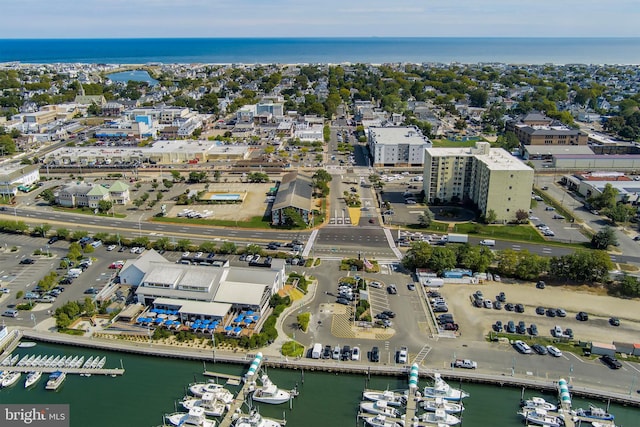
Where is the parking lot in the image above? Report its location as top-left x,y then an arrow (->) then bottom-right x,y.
435,281 -> 640,345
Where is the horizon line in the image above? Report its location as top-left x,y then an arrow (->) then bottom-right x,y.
1,36 -> 639,41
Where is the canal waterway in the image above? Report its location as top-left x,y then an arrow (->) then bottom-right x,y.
1,343 -> 638,427
106,70 -> 158,85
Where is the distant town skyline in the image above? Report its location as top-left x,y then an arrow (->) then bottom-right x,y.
2,0 -> 639,39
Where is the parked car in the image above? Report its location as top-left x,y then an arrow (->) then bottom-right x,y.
514,340 -> 532,354
601,354 -> 622,369
19,258 -> 35,265
496,292 -> 506,302
547,346 -> 563,357
48,236 -> 61,244
493,320 -> 503,332
506,320 -> 516,333
576,311 -> 589,321
536,306 -> 545,315
536,281 -> 546,289
546,308 -> 557,317
556,308 -> 567,317
106,244 -> 117,251
515,304 -> 525,313
387,285 -> 397,295
396,347 -> 408,364
516,321 -> 527,334
505,303 -> 515,312
483,300 -> 493,309
332,346 -> 341,360
529,324 -> 538,336
609,317 -> 620,326
322,345 -> 332,359
370,346 -> 380,362
532,344 -> 548,355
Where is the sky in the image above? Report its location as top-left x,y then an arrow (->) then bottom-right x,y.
2,0 -> 639,39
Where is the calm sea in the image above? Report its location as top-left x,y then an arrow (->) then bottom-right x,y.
0,38 -> 639,64
1,343 -> 638,427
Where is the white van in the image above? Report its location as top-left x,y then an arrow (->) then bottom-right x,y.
2,309 -> 18,318
479,239 -> 496,247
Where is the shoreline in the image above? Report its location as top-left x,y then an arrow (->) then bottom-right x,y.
16,328 -> 640,408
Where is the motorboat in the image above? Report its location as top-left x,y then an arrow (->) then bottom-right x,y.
362,389 -> 407,407
49,356 -> 61,367
18,341 -> 37,348
233,410 -> 282,427
189,381 -> 231,398
17,355 -> 29,367
96,357 -> 106,369
0,355 -> 12,366
360,414 -> 403,427
56,356 -> 67,368
575,405 -> 614,421
24,355 -> 37,366
90,357 -> 101,369
422,374 -> 469,401
415,408 -> 460,426
10,354 -> 19,366
165,407 -> 216,427
24,371 -> 42,388
82,356 -> 94,369
249,375 -> 293,405
521,397 -> 558,412
66,356 -> 77,367
518,408 -> 563,427
421,397 -> 464,414
359,400 -> 401,417
75,356 -> 85,368
32,355 -> 43,367
182,392 -> 228,417
45,371 -> 66,391
1,371 -> 22,388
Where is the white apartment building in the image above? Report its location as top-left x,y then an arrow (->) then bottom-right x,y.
368,126 -> 432,167
423,142 -> 534,222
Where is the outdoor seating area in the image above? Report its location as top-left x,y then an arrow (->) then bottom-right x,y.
135,307 -> 183,329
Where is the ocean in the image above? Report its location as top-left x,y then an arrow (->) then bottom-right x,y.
1,343 -> 638,427
0,38 -> 639,64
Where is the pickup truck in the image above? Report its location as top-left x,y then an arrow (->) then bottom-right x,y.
452,359 -> 477,369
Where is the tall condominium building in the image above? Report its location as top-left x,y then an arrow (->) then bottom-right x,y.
423,142 -> 534,222
367,126 -> 432,167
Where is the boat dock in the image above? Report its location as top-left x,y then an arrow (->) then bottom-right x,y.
0,365 -> 125,376
202,370 -> 242,386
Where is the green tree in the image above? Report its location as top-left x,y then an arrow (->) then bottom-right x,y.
219,242 -> 237,254
97,199 -> 113,214
401,241 -> 432,270
153,237 -> 172,251
55,228 -> 70,240
282,207 -> 306,228
496,131 -> 520,152
603,203 -> 635,224
485,209 -> 497,224
495,249 -> 519,277
32,223 -> 51,238
170,170 -> 183,182
0,134 -> 17,155
418,208 -> 435,227
162,179 -> 174,191
588,183 -> 618,210
469,88 -> 488,107
40,189 -> 56,203
297,312 -> 311,332
245,244 -> 263,255
427,246 -> 457,275
188,171 -> 208,183
175,239 -> 192,251
591,225 -> 618,249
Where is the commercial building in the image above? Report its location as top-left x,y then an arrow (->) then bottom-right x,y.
118,250 -> 286,324
506,112 -> 588,146
562,172 -> 640,204
271,172 -> 314,226
55,180 -> 130,207
0,164 -> 40,197
367,126 -> 432,167
423,142 -> 534,222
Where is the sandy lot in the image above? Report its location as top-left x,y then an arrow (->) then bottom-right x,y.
437,281 -> 640,345
168,182 -> 273,221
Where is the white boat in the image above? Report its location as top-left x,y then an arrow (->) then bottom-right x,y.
41,355 -> 51,367
83,356 -> 94,368
17,355 -> 29,367
18,342 -> 37,348
416,408 -> 460,426
521,397 -> 557,412
182,392 -> 228,417
359,400 -> 401,418
26,355 -> 38,366
165,407 -> 216,427
362,389 -> 407,407
32,355 -> 43,367
575,405 -> 615,421
250,374 -> 293,405
360,414 -> 403,427
90,357 -> 101,369
57,356 -> 67,368
49,356 -> 61,367
188,382 -> 234,403
421,397 -> 464,414
45,371 -> 66,391
1,371 -> 22,388
96,356 -> 106,369
24,371 -> 42,388
518,408 -> 563,427
75,356 -> 85,368
10,355 -> 19,366
0,355 -> 11,366
66,356 -> 76,368
233,410 -> 282,427
422,374 -> 469,401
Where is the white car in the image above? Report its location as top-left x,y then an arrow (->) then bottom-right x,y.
514,340 -> 532,354
351,346 -> 360,361
106,244 -> 117,251
245,255 -> 254,262
195,252 -> 203,258
130,247 -> 139,253
182,252 -> 190,258
397,347 -> 408,364
547,345 -> 563,357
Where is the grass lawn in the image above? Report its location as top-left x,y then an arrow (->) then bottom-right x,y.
52,206 -> 126,218
431,139 -> 480,148
152,215 -> 273,229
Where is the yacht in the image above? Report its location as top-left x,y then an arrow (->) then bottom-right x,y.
1,355 -> 12,366
233,410 -> 282,427
359,400 -> 401,418
24,371 -> 42,388
17,355 -> 29,367
422,374 -> 469,401
49,356 -> 61,367
250,374 -> 294,405
165,407 -> 216,427
75,356 -> 85,368
415,408 -> 460,425
90,357 -> 101,369
362,389 -> 407,407
360,414 -> 403,427
10,355 -> 19,366
421,397 -> 464,414
1,371 -> 22,388
18,342 -> 37,348
521,397 -> 557,412
518,408 -> 563,427
575,405 -> 615,421
32,355 -> 43,367
45,371 -> 66,391
189,382 -> 231,398
56,356 -> 67,368
182,392 -> 228,417
24,355 -> 37,366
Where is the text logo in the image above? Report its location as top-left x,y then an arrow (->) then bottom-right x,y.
1,405 -> 69,426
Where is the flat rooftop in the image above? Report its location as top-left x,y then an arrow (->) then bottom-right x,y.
369,126 -> 431,145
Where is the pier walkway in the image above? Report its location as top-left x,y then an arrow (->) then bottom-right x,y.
0,365 -> 125,376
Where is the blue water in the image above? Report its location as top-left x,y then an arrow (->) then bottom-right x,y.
0,38 -> 639,64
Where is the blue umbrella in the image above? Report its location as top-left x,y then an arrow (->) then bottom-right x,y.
244,318 -> 253,324
245,311 -> 254,316
224,326 -> 233,331
155,318 -> 164,324
202,319 -> 211,324
233,327 -> 242,333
